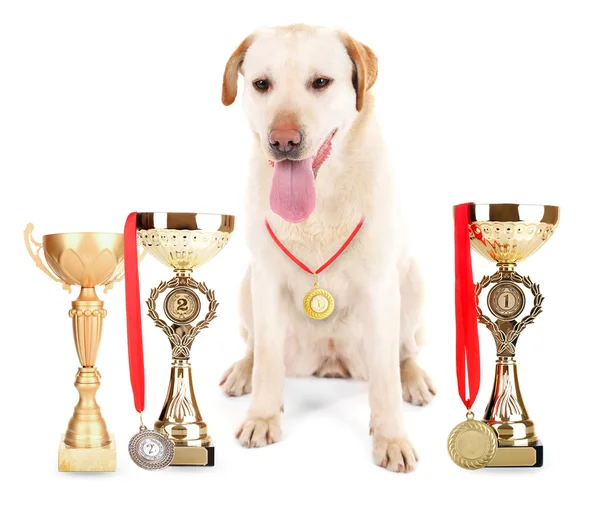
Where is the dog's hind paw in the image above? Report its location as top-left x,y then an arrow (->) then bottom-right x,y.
235,415 -> 281,448
220,357 -> 253,396
372,434 -> 418,473
401,358 -> 436,406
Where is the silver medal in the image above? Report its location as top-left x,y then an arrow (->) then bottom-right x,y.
129,426 -> 174,470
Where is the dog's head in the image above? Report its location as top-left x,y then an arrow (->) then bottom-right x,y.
222,25 -> 378,223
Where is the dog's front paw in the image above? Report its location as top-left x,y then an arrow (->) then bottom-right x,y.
236,415 -> 281,448
401,358 -> 436,406
220,357 -> 253,396
372,434 -> 418,473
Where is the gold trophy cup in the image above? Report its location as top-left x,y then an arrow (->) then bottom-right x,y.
466,204 -> 559,467
24,224 -> 124,472
136,212 -> 234,466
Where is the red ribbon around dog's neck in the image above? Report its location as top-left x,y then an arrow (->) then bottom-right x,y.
265,217 -> 365,275
454,203 -> 480,410
124,212 -> 145,413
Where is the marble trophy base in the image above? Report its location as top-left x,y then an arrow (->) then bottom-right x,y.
58,433 -> 116,472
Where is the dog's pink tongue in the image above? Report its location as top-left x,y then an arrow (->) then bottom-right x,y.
270,158 -> 316,223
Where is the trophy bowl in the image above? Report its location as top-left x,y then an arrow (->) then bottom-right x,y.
43,232 -> 124,288
466,204 -> 560,264
137,213 -> 235,270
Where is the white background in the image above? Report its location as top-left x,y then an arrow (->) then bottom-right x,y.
1,0 -> 599,507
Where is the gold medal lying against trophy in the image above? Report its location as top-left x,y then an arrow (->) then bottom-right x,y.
448,412 -> 497,470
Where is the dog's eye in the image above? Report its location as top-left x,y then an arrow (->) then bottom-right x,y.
253,79 -> 270,92
312,77 -> 332,90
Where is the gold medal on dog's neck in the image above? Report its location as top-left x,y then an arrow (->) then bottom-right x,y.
265,218 -> 365,321
303,274 -> 335,320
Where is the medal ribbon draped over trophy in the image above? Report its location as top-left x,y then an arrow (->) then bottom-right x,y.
448,204 -> 559,469
124,212 -> 235,469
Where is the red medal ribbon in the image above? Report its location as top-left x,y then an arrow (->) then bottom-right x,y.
265,217 -> 365,275
454,203 -> 480,410
124,212 -> 145,413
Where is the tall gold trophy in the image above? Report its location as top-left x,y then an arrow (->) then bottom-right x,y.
24,224 -> 124,472
453,204 -> 559,468
135,212 -> 234,466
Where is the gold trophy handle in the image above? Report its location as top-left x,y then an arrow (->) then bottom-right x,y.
24,223 -> 72,293
102,248 -> 146,293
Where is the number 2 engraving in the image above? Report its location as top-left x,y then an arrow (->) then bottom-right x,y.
176,298 -> 188,312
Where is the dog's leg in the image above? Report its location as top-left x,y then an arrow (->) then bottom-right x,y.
221,266 -> 254,396
220,348 -> 254,396
364,277 -> 418,473
399,258 -> 436,405
236,265 -> 286,448
400,329 -> 436,405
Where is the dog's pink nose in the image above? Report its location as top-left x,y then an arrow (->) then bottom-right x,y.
269,128 -> 302,154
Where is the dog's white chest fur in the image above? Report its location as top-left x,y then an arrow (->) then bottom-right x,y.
243,135 -> 406,378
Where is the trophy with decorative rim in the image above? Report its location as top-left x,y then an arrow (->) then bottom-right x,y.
124,212 -> 234,468
24,224 -> 124,472
448,204 -> 559,469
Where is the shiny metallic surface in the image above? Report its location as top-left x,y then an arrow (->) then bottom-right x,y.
43,232 -> 124,288
24,224 -> 122,469
303,287 -> 335,320
450,203 -> 559,468
466,203 -> 559,264
483,357 -> 538,446
487,282 -> 525,320
128,428 -> 175,471
154,361 -> 212,449
137,212 -> 234,466
447,416 -> 498,469
137,213 -> 234,271
136,212 -> 235,232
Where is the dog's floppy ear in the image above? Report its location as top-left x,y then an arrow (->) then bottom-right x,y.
222,35 -> 254,106
340,33 -> 378,112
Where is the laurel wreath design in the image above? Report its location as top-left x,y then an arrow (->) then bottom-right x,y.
447,420 -> 497,470
303,287 -> 335,320
147,276 -> 218,359
475,271 -> 543,355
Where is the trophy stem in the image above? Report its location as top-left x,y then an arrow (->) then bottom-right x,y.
144,254 -> 221,466
483,356 -> 538,446
64,287 -> 111,449
496,262 -> 516,272
155,360 -> 212,448
64,368 -> 111,448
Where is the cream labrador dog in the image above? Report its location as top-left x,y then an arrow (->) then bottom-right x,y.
220,24 -> 435,472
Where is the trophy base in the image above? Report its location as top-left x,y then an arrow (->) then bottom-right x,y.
171,443 -> 215,467
58,433 -> 116,472
487,440 -> 543,468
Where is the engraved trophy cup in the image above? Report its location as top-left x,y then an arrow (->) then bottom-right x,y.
24,224 -> 124,472
135,212 -> 234,466
461,204 -> 559,468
